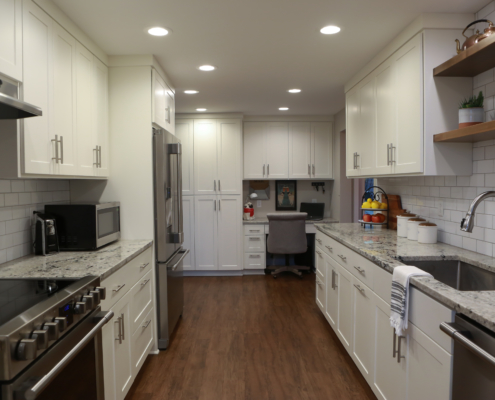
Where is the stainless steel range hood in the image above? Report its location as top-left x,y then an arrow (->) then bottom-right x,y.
0,79 -> 42,119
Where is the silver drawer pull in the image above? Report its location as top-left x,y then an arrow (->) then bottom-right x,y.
249,229 -> 261,232
142,319 -> 152,329
141,279 -> 151,287
353,284 -> 365,295
140,262 -> 149,270
338,255 -> 347,261
249,254 -> 261,258
316,250 -> 322,257
325,245 -> 333,251
316,238 -> 322,244
354,266 -> 365,275
113,284 -> 125,293
249,237 -> 260,241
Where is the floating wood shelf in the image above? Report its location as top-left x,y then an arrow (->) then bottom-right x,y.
433,120 -> 495,143
434,34 -> 495,77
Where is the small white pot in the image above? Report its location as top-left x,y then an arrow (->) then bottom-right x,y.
418,223 -> 438,244
459,107 -> 484,128
407,218 -> 426,241
397,213 -> 416,237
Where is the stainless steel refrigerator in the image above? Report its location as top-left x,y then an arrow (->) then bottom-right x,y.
153,127 -> 189,350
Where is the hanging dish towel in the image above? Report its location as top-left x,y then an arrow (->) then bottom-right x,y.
390,266 -> 432,336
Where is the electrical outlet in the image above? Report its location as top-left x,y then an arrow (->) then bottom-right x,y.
437,201 -> 444,217
257,200 -> 261,208
312,199 -> 317,203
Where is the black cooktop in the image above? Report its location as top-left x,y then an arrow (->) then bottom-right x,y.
0,279 -> 76,328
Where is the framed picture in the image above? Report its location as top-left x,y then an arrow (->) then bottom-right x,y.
275,180 -> 297,211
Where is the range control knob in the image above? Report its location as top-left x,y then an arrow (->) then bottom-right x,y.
16,338 -> 37,361
81,295 -> 95,309
73,301 -> 87,315
95,287 -> 106,300
89,290 -> 101,305
42,322 -> 59,341
30,330 -> 48,350
54,317 -> 68,332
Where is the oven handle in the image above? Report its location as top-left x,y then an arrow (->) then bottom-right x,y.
440,322 -> 495,367
24,310 -> 114,400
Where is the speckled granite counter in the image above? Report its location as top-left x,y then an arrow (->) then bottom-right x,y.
315,223 -> 495,332
0,240 -> 153,281
243,218 -> 339,225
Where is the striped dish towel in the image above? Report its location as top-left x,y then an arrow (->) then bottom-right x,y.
390,266 -> 432,336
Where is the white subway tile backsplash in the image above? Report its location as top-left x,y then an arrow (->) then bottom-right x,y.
4,194 -> 18,207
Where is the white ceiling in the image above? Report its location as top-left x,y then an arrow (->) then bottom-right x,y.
53,0 -> 486,116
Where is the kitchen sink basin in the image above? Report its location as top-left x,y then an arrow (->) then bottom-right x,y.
405,260 -> 495,291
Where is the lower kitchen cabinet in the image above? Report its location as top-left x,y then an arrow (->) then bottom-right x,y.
182,196 -> 195,271
336,263 -> 353,351
324,253 -> 338,329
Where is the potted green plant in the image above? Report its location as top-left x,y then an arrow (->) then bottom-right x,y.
459,91 -> 484,128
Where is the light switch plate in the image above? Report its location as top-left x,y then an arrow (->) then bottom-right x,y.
437,201 -> 444,217
312,199 -> 317,203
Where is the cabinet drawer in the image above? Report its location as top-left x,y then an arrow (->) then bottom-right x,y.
316,275 -> 325,313
101,248 -> 152,310
244,225 -> 265,235
244,235 -> 265,252
132,306 -> 154,375
317,232 -> 341,261
348,252 -> 374,290
244,252 -> 265,269
315,246 -> 325,280
129,270 -> 153,335
373,264 -> 393,304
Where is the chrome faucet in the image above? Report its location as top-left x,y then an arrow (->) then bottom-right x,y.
461,191 -> 495,232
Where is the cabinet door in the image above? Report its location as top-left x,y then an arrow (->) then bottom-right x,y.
175,119 -> 194,195
217,119 -> 241,195
346,87 -> 360,177
182,196 -> 195,270
315,246 -> 326,312
406,323 -> 452,400
374,59 -> 395,176
356,78 -> 376,176
265,122 -> 289,179
52,23 -> 77,176
194,196 -> 217,270
311,122 -> 333,179
325,254 -> 338,329
75,43 -> 97,176
22,0 -> 54,175
372,294 -> 406,400
217,196 -> 242,270
351,278 -> 375,385
194,120 -> 218,194
336,263 -> 353,352
0,0 -> 22,81
93,57 -> 109,177
152,70 -> 166,129
243,122 -> 266,179
289,122 -> 312,179
164,84 -> 175,134
393,33 -> 423,174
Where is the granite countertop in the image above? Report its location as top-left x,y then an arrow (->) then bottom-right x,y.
243,217 -> 339,225
0,240 -> 153,281
315,223 -> 495,332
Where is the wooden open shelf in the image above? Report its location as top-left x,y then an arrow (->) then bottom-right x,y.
433,120 -> 495,143
434,34 -> 495,77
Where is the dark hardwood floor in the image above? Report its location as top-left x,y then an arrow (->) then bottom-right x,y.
126,274 -> 377,400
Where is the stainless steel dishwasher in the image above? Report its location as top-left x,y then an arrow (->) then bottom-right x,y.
441,314 -> 495,399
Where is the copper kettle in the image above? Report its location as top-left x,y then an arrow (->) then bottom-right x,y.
456,19 -> 495,54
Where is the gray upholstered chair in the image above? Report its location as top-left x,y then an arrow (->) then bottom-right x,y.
267,212 -> 310,278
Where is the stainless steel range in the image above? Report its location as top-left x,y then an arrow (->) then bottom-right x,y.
0,276 -> 112,400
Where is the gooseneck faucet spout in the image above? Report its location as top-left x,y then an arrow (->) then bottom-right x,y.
461,191 -> 495,232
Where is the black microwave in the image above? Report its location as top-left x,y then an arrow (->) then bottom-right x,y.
44,202 -> 120,250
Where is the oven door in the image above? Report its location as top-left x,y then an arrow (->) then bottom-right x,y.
96,203 -> 121,248
1,308 -> 113,400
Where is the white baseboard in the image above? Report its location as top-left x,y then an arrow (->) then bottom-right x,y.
242,269 -> 265,275
183,270 -> 266,277
149,350 -> 160,355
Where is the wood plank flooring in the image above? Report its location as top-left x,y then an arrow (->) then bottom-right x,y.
126,274 -> 377,400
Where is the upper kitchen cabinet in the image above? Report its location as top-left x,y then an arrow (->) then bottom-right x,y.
345,16 -> 474,178
193,119 -> 242,195
0,0 -> 22,81
152,69 -> 175,134
175,119 -> 194,195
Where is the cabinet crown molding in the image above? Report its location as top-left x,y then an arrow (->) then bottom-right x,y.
177,113 -> 244,120
243,115 -> 333,122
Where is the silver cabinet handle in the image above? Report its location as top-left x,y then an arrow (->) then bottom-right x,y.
325,245 -> 333,251
267,164 -> 269,176
338,254 -> 347,261
248,237 -> 260,240
166,106 -> 171,124
316,250 -> 322,257
214,200 -> 216,211
219,199 -> 221,211
353,152 -> 356,169
121,313 -> 125,340
93,146 -> 99,167
308,164 -> 311,175
440,322 -> 495,367
316,238 -> 322,244
393,329 -> 397,358
316,277 -> 323,287
397,334 -> 405,363
249,254 -> 261,258
214,180 -> 216,191
141,278 -> 151,287
218,180 -> 221,191
331,270 -> 336,289
115,315 -> 122,344
312,164 -> 315,175
24,310 -> 114,400
139,263 -> 149,270
51,135 -> 62,164
387,144 -> 390,166
356,153 -> 360,168
263,164 -> 265,176
60,136 -> 64,164
112,284 -> 125,293
353,284 -> 365,295
249,229 -> 261,232
98,146 -> 102,167
354,266 -> 365,275
390,143 -> 395,164
142,319 -> 152,329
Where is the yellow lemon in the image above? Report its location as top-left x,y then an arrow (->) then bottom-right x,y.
362,203 -> 370,209
367,198 -> 372,203
371,202 -> 379,209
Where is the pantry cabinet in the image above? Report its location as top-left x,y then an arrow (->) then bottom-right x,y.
0,0 -> 22,81
182,196 -> 195,270
175,119 -> 194,195
152,69 -> 175,134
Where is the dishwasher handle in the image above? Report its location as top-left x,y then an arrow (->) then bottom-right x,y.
440,322 -> 495,367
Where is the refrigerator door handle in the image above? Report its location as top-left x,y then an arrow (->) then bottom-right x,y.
170,249 -> 189,271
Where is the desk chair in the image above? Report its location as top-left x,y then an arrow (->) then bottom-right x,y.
267,213 -> 310,278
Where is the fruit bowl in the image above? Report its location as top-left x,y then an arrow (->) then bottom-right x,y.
358,219 -> 387,225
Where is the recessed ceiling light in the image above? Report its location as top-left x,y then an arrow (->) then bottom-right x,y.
288,89 -> 301,93
279,107 -> 289,111
196,108 -> 207,112
148,27 -> 169,36
184,90 -> 199,94
320,25 -> 341,34
198,65 -> 216,71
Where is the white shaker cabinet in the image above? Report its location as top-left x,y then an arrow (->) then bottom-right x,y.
93,56 -> 109,177
194,196 -> 218,270
315,246 -> 326,312
182,196 -> 195,270
194,120 -> 218,195
0,0 -> 22,81
324,253 -> 338,329
336,263 -> 353,352
152,69 -> 175,134
175,119 -> 194,195
312,122 -> 333,179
